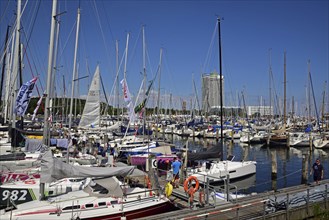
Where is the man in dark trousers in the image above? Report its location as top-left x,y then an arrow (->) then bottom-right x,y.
172,157 -> 182,188
310,158 -> 324,184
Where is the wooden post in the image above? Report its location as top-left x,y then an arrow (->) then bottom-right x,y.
301,154 -> 309,184
309,133 -> 313,152
286,193 -> 290,220
271,150 -> 277,190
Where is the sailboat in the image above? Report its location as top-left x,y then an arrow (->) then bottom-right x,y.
0,150 -> 178,219
78,65 -> 101,129
268,50 -> 289,147
185,18 -> 257,185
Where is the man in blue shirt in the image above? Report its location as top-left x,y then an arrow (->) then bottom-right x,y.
311,158 -> 324,184
172,157 -> 181,188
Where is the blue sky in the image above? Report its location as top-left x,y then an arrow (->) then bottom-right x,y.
0,0 -> 328,114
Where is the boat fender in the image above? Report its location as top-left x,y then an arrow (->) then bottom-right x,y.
165,182 -> 173,197
199,187 -> 205,206
183,176 -> 199,195
145,176 -> 152,196
24,179 -> 36,184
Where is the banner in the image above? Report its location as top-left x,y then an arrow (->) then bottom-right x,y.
120,78 -> 135,123
120,79 -> 131,103
32,95 -> 43,121
134,79 -> 154,113
14,77 -> 38,117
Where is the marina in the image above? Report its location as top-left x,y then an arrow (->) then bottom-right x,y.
1,0 -> 328,219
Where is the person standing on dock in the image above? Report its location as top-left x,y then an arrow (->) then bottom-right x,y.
311,158 -> 324,184
172,157 -> 181,188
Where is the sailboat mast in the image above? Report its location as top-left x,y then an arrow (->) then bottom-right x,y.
142,25 -> 146,135
69,7 -> 81,129
217,17 -> 223,160
283,50 -> 287,128
116,40 -> 119,119
156,48 -> 163,140
321,81 -> 326,129
269,48 -> 272,119
308,60 -> 311,123
123,33 -> 130,123
0,26 -> 10,116
11,0 -> 22,149
43,0 -> 57,145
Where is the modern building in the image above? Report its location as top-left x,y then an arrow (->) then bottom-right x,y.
201,72 -> 224,112
247,105 -> 273,117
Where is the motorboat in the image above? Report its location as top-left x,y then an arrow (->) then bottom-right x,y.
187,155 -> 257,184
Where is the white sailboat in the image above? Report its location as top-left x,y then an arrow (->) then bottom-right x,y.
185,17 -> 257,185
0,150 -> 177,219
78,65 -> 101,129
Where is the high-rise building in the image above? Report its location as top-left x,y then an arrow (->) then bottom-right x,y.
201,72 -> 224,112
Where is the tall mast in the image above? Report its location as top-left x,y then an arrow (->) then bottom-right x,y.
321,81 -> 326,129
116,40 -> 119,119
123,33 -> 130,123
69,7 -> 81,129
269,48 -> 272,118
142,25 -> 146,134
283,50 -> 287,128
43,0 -> 57,145
11,0 -> 22,149
41,0 -> 57,200
0,26 -> 10,116
218,17 -> 223,160
307,60 -> 311,123
50,17 -> 60,123
156,48 -> 163,140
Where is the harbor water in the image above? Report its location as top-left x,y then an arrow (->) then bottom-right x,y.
167,134 -> 329,194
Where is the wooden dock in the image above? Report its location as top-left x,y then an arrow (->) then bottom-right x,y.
140,179 -> 329,220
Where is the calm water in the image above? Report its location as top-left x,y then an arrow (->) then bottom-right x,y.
166,134 -> 329,194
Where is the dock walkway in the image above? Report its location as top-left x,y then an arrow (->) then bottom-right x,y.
140,179 -> 329,220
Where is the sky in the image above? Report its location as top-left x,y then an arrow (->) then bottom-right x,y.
0,0 -> 328,115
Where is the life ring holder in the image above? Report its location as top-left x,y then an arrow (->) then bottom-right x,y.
183,176 -> 199,194
24,179 -> 36,184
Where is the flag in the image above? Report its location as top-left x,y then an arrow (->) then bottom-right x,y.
134,79 -> 154,113
14,77 -> 38,117
32,95 -> 43,121
134,99 -> 146,113
120,78 -> 131,103
120,78 -> 135,123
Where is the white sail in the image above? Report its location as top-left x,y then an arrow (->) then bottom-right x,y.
79,65 -> 100,129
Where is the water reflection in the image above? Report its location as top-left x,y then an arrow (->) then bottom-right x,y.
167,135 -> 329,193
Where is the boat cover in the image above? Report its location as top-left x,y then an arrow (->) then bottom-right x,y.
40,150 -> 134,183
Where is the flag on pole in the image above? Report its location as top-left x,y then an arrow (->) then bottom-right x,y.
120,79 -> 131,103
14,77 -> 38,117
120,78 -> 135,123
134,79 -> 154,113
32,94 -> 43,121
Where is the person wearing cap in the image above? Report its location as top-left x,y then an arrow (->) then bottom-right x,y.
310,158 -> 324,184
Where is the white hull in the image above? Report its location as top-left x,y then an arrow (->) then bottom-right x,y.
1,188 -> 173,220
188,160 -> 257,184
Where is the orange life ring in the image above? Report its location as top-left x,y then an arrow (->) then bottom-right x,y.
183,176 -> 199,194
24,179 -> 36,184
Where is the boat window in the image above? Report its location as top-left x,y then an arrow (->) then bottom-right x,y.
90,183 -> 109,194
111,200 -> 118,205
98,202 -> 106,206
229,170 -> 237,173
69,178 -> 85,182
85,204 -> 93,208
62,205 -> 80,210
